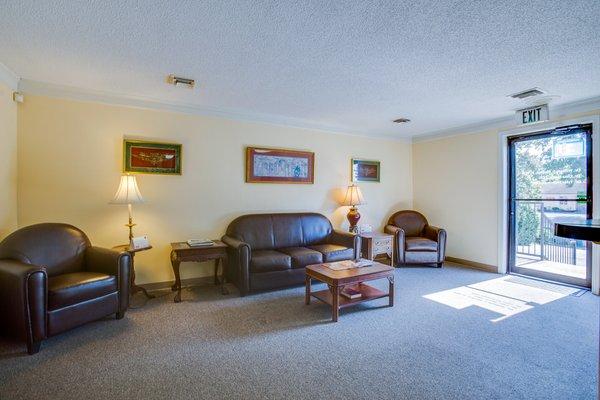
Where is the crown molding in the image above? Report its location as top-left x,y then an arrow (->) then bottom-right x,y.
17,79 -> 409,143
412,95 -> 600,143
0,62 -> 19,91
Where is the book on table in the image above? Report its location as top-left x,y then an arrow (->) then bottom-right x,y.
187,239 -> 214,247
341,286 -> 362,299
322,258 -> 373,271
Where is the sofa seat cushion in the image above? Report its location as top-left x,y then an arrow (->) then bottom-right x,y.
405,237 -> 437,252
279,247 -> 323,268
48,272 -> 117,310
250,250 -> 292,273
308,244 -> 354,262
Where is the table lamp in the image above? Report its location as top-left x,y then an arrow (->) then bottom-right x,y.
342,184 -> 365,233
110,174 -> 144,244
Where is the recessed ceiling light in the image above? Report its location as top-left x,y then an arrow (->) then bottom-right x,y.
393,118 -> 411,123
167,74 -> 195,88
508,87 -> 545,99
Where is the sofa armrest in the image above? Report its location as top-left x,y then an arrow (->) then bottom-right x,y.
0,259 -> 47,352
423,225 -> 447,262
329,230 -> 360,259
221,235 -> 251,296
85,247 -> 131,313
385,224 -> 405,265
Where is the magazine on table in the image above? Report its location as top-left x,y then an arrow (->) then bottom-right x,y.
323,258 -> 373,270
187,239 -> 215,247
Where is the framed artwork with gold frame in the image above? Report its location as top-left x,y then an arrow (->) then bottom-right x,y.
246,147 -> 314,184
352,158 -> 380,182
123,139 -> 182,175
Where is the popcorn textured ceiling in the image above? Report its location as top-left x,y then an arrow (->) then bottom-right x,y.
1,1 -> 599,138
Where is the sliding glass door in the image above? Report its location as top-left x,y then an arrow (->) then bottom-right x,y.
508,125 -> 593,287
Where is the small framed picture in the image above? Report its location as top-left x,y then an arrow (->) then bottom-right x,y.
246,147 -> 315,184
352,159 -> 380,182
123,139 -> 182,175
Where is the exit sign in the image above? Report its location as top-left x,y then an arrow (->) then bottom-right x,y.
516,104 -> 549,125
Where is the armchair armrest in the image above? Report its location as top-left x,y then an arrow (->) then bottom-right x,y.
423,225 -> 447,263
0,259 -> 47,353
85,247 -> 131,313
423,225 -> 444,242
221,235 -> 251,296
385,225 -> 406,265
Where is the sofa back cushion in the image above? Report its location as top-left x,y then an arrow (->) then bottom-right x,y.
226,213 -> 333,250
0,223 -> 91,277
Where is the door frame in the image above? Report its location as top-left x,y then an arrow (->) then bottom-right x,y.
506,127 -> 593,287
498,115 -> 600,294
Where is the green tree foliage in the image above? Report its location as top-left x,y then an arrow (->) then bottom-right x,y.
515,133 -> 586,245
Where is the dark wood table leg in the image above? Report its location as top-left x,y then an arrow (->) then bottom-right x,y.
305,275 -> 311,305
330,284 -> 340,322
388,275 -> 395,307
213,259 -> 220,285
130,253 -> 154,299
170,251 -> 182,303
219,256 -> 229,295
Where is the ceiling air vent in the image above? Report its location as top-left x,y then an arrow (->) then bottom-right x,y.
393,118 -> 411,123
508,87 -> 545,99
167,74 -> 195,88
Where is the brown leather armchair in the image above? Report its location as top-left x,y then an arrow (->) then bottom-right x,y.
385,210 -> 447,267
0,223 -> 131,354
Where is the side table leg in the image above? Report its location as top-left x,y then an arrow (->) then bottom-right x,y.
220,257 -> 229,295
388,275 -> 395,307
330,285 -> 340,322
170,251 -> 182,303
305,275 -> 311,305
213,259 -> 220,285
130,253 -> 154,299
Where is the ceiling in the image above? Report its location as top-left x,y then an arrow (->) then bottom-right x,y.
1,1 -> 600,139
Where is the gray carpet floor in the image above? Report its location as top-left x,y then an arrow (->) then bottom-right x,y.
0,264 -> 597,400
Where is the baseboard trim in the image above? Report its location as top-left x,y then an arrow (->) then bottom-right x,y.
140,276 -> 215,292
445,257 -> 498,273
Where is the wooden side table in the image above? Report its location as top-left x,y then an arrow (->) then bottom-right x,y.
360,232 -> 394,266
112,244 -> 154,299
170,241 -> 228,303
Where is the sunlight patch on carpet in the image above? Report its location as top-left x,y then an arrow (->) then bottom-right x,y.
423,276 -> 579,322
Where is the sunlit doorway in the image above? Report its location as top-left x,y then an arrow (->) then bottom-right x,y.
507,125 -> 593,287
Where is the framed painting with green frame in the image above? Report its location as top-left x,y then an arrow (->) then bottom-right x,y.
352,159 -> 380,182
123,139 -> 182,175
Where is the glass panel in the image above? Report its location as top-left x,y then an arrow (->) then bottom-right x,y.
514,132 -> 588,201
511,130 -> 590,285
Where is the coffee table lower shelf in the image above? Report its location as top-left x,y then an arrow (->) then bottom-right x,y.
311,284 -> 388,308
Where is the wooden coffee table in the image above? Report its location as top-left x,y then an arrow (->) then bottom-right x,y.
305,261 -> 394,322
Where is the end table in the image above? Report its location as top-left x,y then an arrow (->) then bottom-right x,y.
360,232 -> 394,266
170,241 -> 228,303
112,244 -> 154,299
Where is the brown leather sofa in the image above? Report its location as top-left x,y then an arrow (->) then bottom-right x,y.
385,210 -> 447,267
0,223 -> 131,354
222,213 -> 359,295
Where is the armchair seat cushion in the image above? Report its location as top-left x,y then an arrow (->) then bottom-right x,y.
250,250 -> 291,273
405,237 -> 437,252
308,244 -> 354,262
48,272 -> 117,310
279,247 -> 323,268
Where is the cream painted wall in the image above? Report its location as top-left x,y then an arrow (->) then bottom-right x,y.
413,130 -> 499,265
17,95 -> 413,284
0,81 -> 18,239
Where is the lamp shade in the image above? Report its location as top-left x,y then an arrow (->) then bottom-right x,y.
342,184 -> 365,206
110,175 -> 144,205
